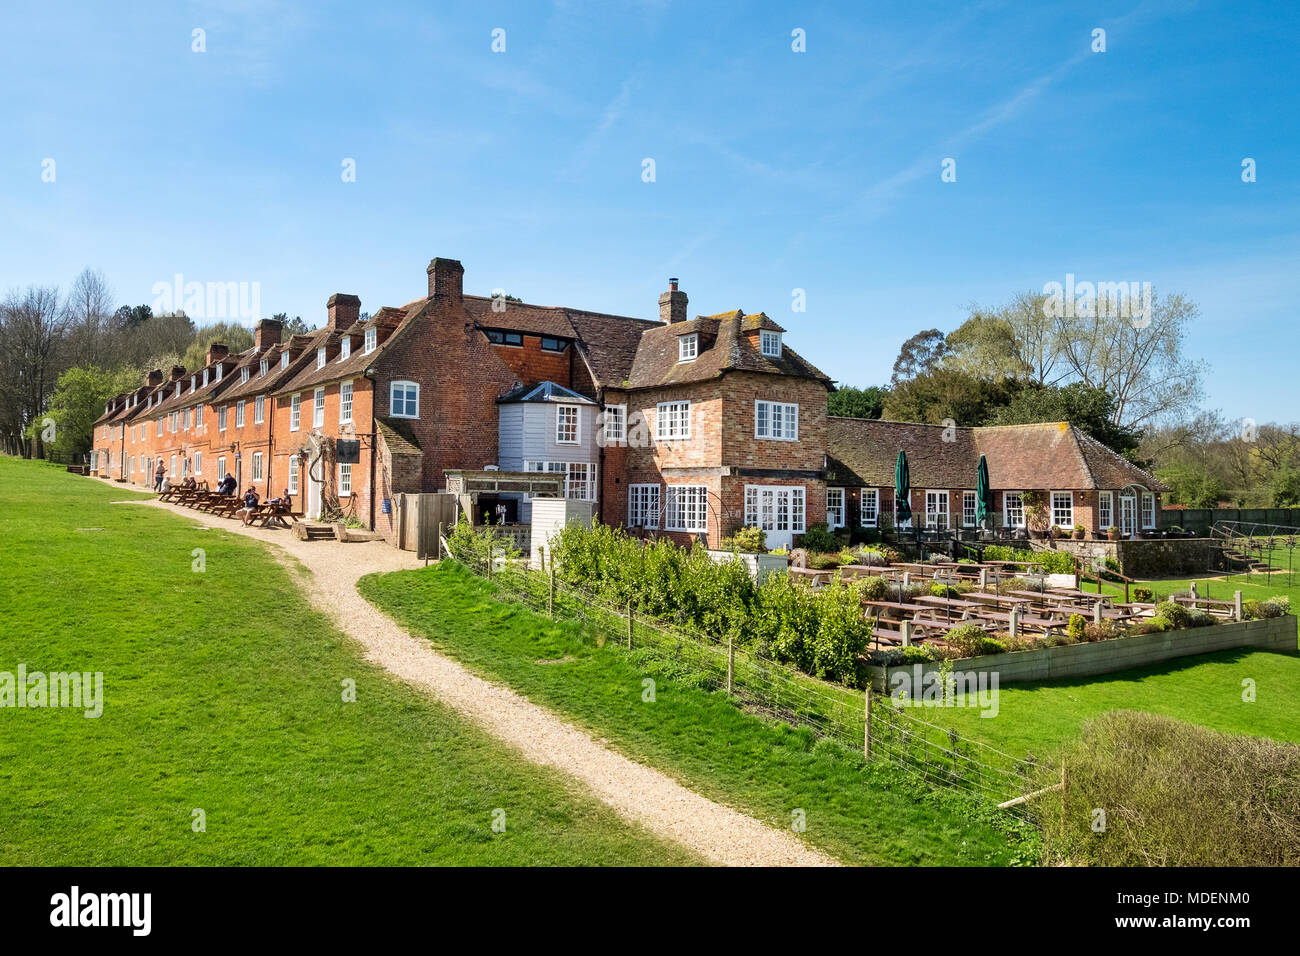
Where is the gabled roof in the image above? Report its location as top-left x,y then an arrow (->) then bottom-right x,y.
826,418 -> 1168,492
625,309 -> 830,390
223,334 -> 321,401
275,312 -> 411,396
496,380 -> 598,405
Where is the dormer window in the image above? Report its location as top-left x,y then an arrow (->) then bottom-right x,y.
364,327 -> 377,354
175,383 -> 181,398
760,330 -> 782,357
317,347 -> 326,369
241,367 -> 250,383
678,333 -> 699,362
340,337 -> 350,361
216,365 -> 223,381
190,375 -> 196,392
202,369 -> 209,386
259,358 -> 268,376
280,350 -> 289,369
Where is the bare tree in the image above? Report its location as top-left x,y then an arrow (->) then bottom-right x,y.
65,268 -> 117,367
0,286 -> 71,457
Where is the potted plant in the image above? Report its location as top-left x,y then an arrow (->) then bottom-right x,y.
1107,525 -> 1121,541
1022,491 -> 1049,539
1049,524 -> 1063,540
1072,523 -> 1086,540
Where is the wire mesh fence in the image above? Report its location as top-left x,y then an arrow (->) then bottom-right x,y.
452,545 -> 1043,809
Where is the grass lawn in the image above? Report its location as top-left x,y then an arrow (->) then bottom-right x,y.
359,562 -> 1041,867
0,459 -> 698,865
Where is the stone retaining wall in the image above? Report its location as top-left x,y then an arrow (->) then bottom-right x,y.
868,614 -> 1296,689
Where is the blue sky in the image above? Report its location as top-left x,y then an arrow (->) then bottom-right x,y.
2,0 -> 1296,421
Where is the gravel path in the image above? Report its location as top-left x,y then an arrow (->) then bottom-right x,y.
121,498 -> 837,867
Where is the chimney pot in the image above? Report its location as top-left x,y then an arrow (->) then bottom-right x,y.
169,365 -> 186,382
255,318 -> 283,350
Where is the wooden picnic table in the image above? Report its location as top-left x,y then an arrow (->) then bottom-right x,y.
862,600 -> 930,615
789,567 -> 835,586
254,502 -> 301,529
915,595 -> 983,609
965,591 -> 1036,607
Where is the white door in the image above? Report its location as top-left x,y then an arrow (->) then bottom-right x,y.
308,471 -> 323,520
1120,494 -> 1138,537
746,485 -> 806,551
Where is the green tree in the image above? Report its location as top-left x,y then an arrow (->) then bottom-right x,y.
883,368 -> 1024,426
828,385 -> 887,420
890,329 -> 948,385
1155,463 -> 1226,509
941,314 -> 1032,380
182,322 -> 256,372
38,365 -> 141,463
990,382 -> 1143,459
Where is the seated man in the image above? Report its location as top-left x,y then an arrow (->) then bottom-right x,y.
216,472 -> 237,496
160,476 -> 173,494
238,486 -> 261,525
181,476 -> 197,490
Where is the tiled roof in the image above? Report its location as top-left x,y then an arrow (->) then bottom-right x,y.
376,417 -> 421,457
827,418 -> 1168,492
224,335 -> 322,401
625,309 -> 830,390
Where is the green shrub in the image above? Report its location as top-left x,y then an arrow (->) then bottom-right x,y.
977,637 -> 1007,655
1083,619 -> 1123,641
867,644 -> 934,667
807,552 -> 841,570
944,623 -> 989,658
1155,600 -> 1191,630
860,575 -> 889,601
1037,710 -> 1300,866
1267,595 -> 1291,615
1243,598 -> 1287,620
718,525 -> 766,553
1133,615 -> 1171,634
1186,609 -> 1216,628
1132,586 -> 1154,603
799,522 -> 840,554
1067,613 -> 1087,643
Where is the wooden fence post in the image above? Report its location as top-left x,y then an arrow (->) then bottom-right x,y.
727,635 -> 734,695
1009,607 -> 1020,641
436,522 -> 444,561
864,687 -> 872,759
1233,590 -> 1243,621
548,566 -> 556,620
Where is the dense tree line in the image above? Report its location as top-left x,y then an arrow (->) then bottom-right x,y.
0,268 -> 314,463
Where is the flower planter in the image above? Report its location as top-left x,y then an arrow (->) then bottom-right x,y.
1072,530 -> 1085,540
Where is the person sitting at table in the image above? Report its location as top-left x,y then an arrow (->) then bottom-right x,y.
238,486 -> 261,525
216,472 -> 236,496
160,476 -> 173,494
181,476 -> 197,490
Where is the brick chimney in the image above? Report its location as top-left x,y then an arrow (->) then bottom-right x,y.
145,369 -> 164,387
427,257 -> 464,304
254,318 -> 282,350
206,342 -> 229,365
659,278 -> 687,324
327,294 -> 361,331
169,365 -> 186,382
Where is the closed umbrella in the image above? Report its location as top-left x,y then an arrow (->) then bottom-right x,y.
895,450 -> 912,527
976,454 -> 991,529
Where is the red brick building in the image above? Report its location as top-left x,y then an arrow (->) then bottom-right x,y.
89,254 -> 1163,549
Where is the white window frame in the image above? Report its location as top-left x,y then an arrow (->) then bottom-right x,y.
316,347 -> 326,369
194,451 -> 202,476
556,405 -> 580,445
1003,491 -> 1025,529
743,485 -> 807,535
254,395 -> 265,424
963,490 -> 977,527
216,365 -> 224,382
338,462 -> 352,496
678,333 -> 698,362
665,485 -> 709,533
290,393 -> 300,431
218,405 -> 227,431
340,337 -> 350,361
339,381 -> 353,424
240,367 -> 249,383
860,488 -> 879,527
288,456 -> 299,495
157,418 -> 163,437
1098,491 -> 1114,530
1051,491 -> 1074,529
602,404 -> 626,445
259,358 -> 268,377
252,452 -> 263,482
217,456 -> 226,480
169,455 -> 177,476
826,487 -> 845,529
760,329 -> 781,357
925,490 -> 950,530
364,327 -> 377,354
1141,491 -> 1156,530
313,387 -> 326,428
236,400 -> 246,428
655,400 -> 691,441
754,400 -> 799,441
390,380 -> 419,419
281,350 -> 290,369
627,483 -> 660,529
